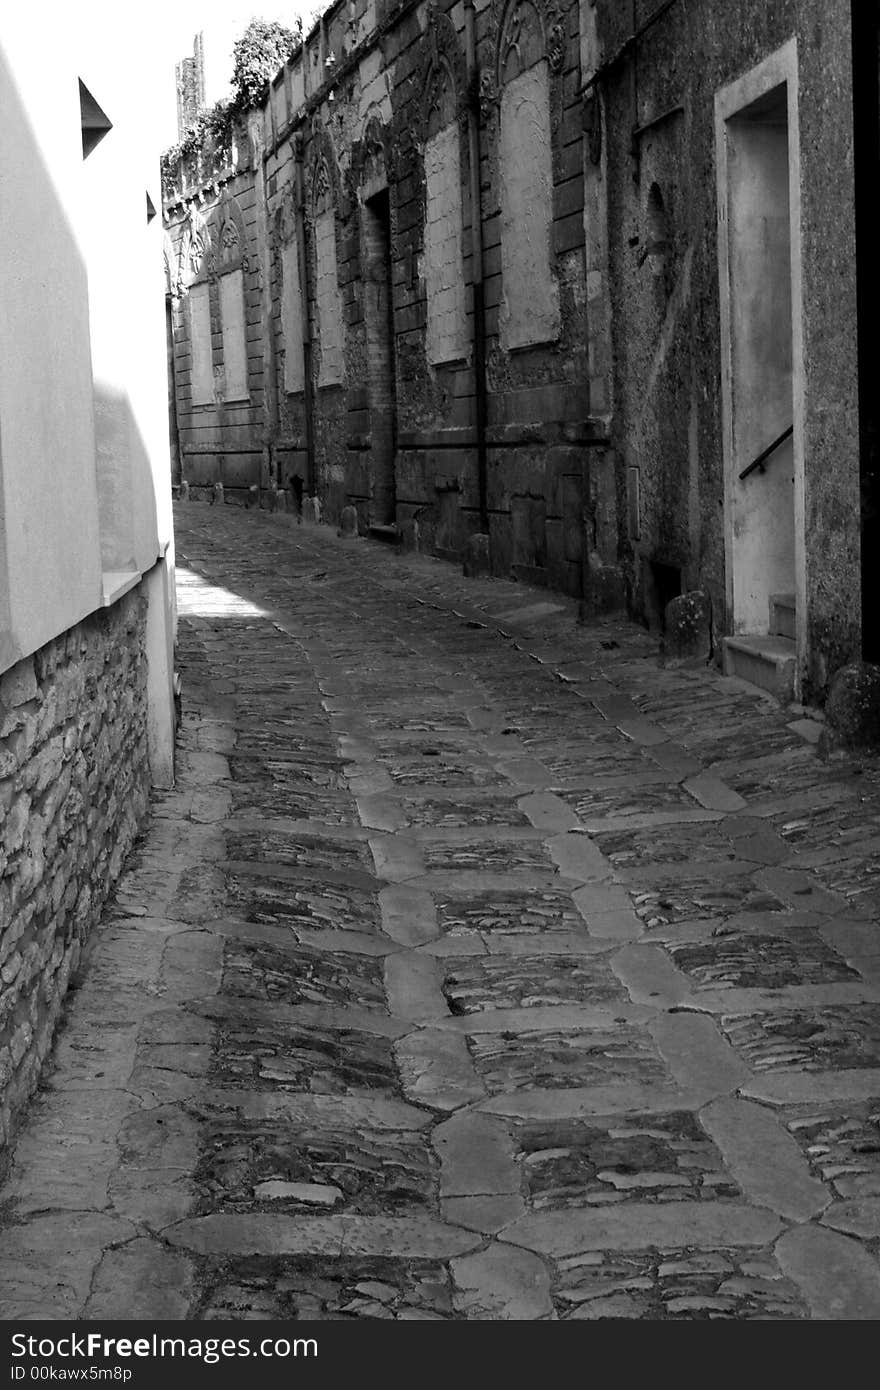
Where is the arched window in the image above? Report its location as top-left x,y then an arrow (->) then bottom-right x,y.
497,0 -> 560,350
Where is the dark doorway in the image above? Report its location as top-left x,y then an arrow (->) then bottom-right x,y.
362,190 -> 397,527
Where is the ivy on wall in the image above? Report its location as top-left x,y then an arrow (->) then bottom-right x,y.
161,18 -> 301,197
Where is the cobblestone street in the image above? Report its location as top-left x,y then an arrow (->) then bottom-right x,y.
2,500 -> 880,1320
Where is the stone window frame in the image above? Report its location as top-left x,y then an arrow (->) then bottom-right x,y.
175,195 -> 253,406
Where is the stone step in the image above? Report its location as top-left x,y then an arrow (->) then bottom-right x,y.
722,634 -> 796,701
769,592 -> 796,640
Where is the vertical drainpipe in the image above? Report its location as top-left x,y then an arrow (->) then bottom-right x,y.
630,0 -> 640,179
851,0 -> 880,663
293,131 -> 316,496
464,0 -> 489,535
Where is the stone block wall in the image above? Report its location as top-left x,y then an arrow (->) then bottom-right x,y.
593,0 -> 861,692
0,588 -> 151,1163
164,0 -> 605,597
165,152 -> 267,503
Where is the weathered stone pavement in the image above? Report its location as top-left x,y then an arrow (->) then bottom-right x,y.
2,500 -> 880,1320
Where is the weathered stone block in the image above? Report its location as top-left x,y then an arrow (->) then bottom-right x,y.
0,659 -> 38,712
662,590 -> 713,665
462,533 -> 491,578
0,588 -> 150,1161
823,662 -> 880,750
337,505 -> 359,538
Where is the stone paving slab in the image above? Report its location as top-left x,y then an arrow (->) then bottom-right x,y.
1,501 -> 880,1320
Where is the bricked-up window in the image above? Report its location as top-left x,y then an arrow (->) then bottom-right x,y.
281,238 -> 306,394
219,270 -> 249,401
188,281 -> 214,405
315,207 -> 344,386
311,155 -> 344,388
424,124 -> 468,365
498,3 -> 560,350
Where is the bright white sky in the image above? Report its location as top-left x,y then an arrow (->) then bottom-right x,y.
155,1 -> 315,149
66,1 -> 316,154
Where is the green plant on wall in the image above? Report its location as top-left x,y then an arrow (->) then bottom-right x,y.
230,18 -> 301,114
161,17 -> 302,198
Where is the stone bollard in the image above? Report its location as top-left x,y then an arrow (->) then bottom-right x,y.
210,481 -> 224,507
247,484 -> 259,509
462,533 -> 491,578
274,488 -> 288,513
337,505 -> 358,539
301,496 -> 322,525
662,590 -> 712,666
178,480 -> 190,502
821,662 -> 880,751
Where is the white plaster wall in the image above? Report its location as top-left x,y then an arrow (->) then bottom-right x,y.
220,270 -> 249,402
76,8 -> 173,581
189,285 -> 215,406
423,125 -> 468,366
499,62 -> 560,351
315,210 -> 345,386
281,240 -> 306,393
0,10 -> 175,775
0,20 -> 103,669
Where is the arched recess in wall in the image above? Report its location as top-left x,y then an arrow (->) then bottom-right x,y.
419,7 -> 469,367
179,204 -> 212,288
356,111 -> 391,200
308,126 -> 345,388
214,198 -> 251,403
493,0 -> 562,351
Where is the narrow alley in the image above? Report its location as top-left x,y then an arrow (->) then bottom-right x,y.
1,500 -> 880,1321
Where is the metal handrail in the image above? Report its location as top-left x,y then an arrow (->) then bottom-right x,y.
738,424 -> 794,481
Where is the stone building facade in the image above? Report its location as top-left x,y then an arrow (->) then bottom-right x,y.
588,0 -> 871,703
164,0 -> 616,603
163,0 -> 873,703
0,16 -> 176,1159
